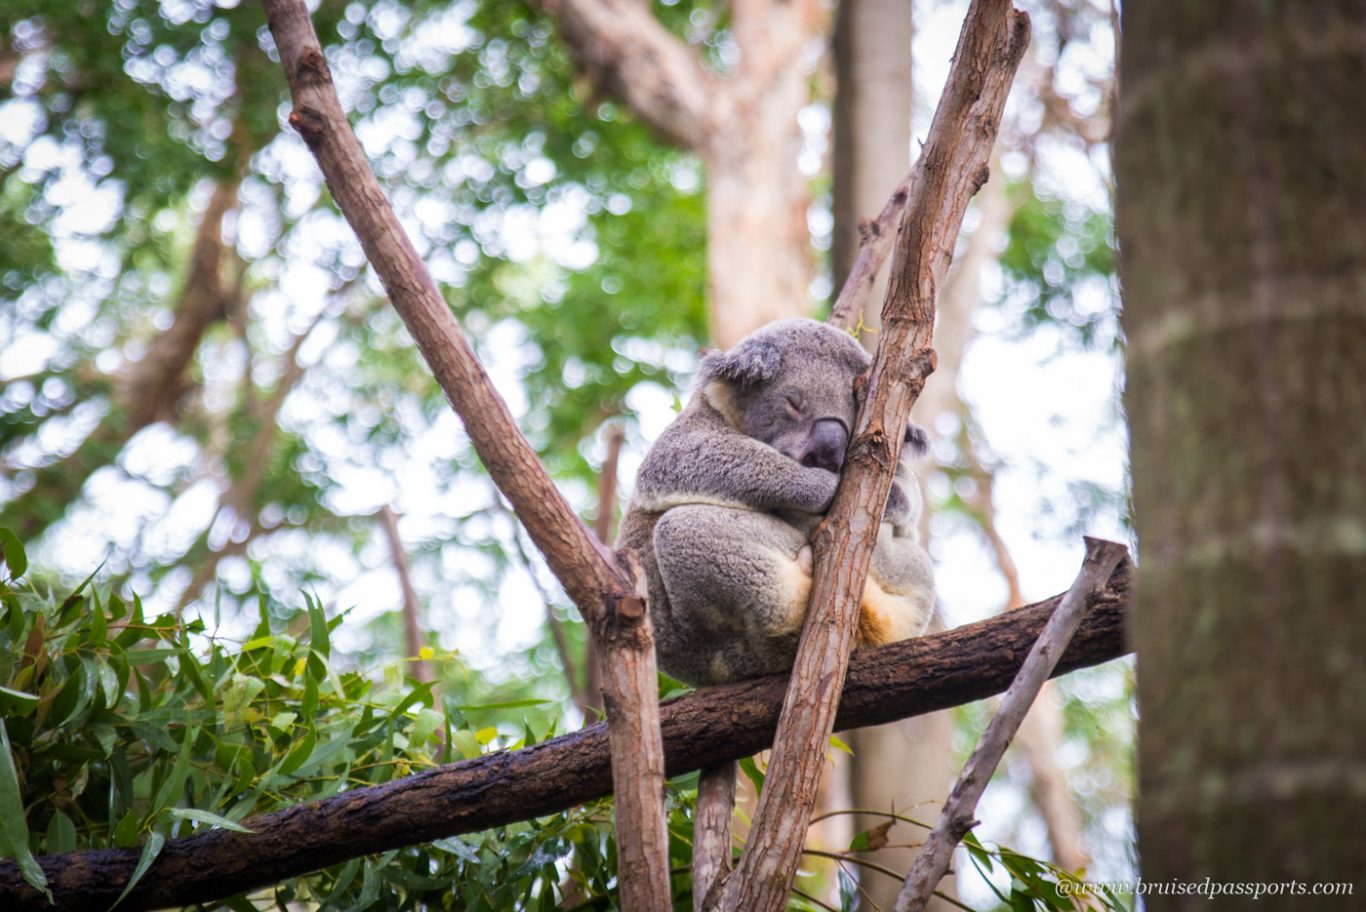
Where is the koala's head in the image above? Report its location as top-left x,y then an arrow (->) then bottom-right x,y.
699,318 -> 934,474
698,319 -> 868,473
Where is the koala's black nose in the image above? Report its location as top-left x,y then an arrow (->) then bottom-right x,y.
799,419 -> 849,473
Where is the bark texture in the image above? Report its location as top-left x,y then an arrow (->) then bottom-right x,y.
0,566 -> 1130,912
1116,2 -> 1366,905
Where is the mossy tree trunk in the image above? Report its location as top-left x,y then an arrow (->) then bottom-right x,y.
1116,2 -> 1366,904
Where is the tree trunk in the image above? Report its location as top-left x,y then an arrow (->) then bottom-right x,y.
1116,2 -> 1366,905
832,0 -> 914,336
702,67 -> 812,348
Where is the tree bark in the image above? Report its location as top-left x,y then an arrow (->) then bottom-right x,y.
0,565 -> 1130,912
1116,2 -> 1366,905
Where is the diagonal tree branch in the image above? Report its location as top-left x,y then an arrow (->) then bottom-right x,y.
535,0 -> 717,149
893,538 -> 1128,912
0,563 -> 1130,912
260,3 -> 669,908
715,4 -> 1031,909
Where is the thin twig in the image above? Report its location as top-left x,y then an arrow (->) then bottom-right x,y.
377,505 -> 431,684
891,538 -> 1127,912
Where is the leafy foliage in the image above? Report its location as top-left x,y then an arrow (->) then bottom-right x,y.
0,530 -> 680,908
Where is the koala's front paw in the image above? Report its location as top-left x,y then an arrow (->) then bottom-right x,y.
798,467 -> 841,513
797,544 -> 814,577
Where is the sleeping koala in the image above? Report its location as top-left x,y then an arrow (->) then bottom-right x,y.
617,318 -> 935,686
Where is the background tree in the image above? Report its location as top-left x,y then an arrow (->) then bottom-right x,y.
1117,0 -> 1366,901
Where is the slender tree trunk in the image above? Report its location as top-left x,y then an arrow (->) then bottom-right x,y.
832,0 -> 914,336
1117,2 -> 1366,904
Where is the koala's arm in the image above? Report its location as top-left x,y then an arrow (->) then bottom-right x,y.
634,418 -> 839,515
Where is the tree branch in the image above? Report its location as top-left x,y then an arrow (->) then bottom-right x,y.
0,562 -> 1130,912
535,0 -> 717,149
691,762 -> 737,912
893,539 -> 1128,912
716,4 -> 1030,909
260,3 -> 669,907
378,505 -> 431,684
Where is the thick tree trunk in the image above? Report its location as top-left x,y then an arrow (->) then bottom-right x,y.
1116,2 -> 1366,905
704,102 -> 813,348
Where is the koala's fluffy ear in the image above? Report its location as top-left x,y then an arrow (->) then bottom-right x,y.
904,421 -> 931,458
699,337 -> 782,388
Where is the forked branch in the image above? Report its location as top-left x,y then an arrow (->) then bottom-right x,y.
260,2 -> 669,908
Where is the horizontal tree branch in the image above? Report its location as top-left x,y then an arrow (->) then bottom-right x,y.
0,561 -> 1130,912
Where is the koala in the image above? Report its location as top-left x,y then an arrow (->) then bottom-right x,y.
617,318 -> 935,686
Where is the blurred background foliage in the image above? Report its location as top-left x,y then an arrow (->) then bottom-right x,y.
0,0 -> 1129,908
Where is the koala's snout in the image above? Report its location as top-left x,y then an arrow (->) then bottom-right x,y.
798,418 -> 849,473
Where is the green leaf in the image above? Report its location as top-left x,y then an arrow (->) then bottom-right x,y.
738,755 -> 765,793
0,685 -> 40,716
0,720 -> 51,901
110,830 -> 165,910
1009,886 -> 1037,912
306,592 -> 329,659
45,810 -> 76,854
0,528 -> 27,580
165,808 -> 256,833
150,726 -> 197,817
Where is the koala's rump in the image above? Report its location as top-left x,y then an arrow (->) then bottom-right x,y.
647,504 -> 811,685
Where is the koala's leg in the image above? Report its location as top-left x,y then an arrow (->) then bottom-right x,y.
859,524 -> 936,647
652,505 -> 811,684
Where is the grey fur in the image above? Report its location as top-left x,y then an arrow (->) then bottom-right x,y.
618,318 -> 936,685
